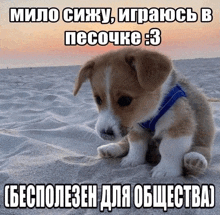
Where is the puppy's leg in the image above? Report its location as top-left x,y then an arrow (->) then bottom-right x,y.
184,146 -> 211,176
183,92 -> 215,176
152,135 -> 192,177
97,137 -> 129,158
121,130 -> 149,167
184,118 -> 215,176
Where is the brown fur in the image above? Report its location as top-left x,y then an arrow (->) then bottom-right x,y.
125,48 -> 172,91
179,79 -> 215,167
117,137 -> 129,156
128,129 -> 151,143
168,98 -> 196,138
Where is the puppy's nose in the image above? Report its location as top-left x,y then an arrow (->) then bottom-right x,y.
100,127 -> 115,140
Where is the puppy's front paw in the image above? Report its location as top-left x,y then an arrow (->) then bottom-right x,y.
97,143 -> 124,158
121,155 -> 145,167
151,162 -> 182,178
184,152 -> 208,175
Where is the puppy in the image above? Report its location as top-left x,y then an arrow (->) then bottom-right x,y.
74,48 -> 215,177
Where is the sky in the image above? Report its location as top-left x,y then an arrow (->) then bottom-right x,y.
0,0 -> 219,69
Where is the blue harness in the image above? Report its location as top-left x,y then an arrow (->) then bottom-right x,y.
139,84 -> 187,132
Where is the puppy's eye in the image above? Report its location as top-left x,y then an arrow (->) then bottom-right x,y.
95,96 -> 102,105
118,96 -> 132,107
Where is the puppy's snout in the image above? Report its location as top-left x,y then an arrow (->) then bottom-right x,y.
100,127 -> 115,140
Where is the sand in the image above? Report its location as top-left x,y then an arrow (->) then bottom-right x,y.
0,58 -> 219,214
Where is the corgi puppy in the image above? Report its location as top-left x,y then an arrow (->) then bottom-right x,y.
74,48 -> 215,177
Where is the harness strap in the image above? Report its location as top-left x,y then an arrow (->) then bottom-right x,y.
139,84 -> 187,131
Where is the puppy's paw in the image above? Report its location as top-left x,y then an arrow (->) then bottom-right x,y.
121,155 -> 145,167
97,143 -> 125,158
151,162 -> 182,178
184,152 -> 208,175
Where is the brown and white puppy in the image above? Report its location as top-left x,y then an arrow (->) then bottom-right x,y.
74,48 -> 215,177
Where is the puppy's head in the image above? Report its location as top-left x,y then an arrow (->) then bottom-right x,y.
74,48 -> 172,142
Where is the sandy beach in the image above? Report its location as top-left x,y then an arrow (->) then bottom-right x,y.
0,58 -> 219,214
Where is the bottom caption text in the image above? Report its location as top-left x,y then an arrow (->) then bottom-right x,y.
4,184 -> 215,212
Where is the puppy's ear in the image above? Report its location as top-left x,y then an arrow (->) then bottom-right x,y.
125,50 -> 172,91
73,60 -> 95,96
